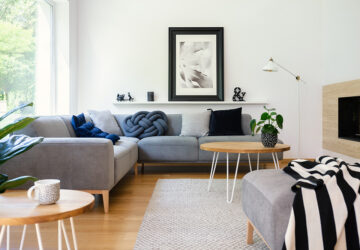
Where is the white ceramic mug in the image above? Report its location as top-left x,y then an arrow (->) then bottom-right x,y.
27,179 -> 60,205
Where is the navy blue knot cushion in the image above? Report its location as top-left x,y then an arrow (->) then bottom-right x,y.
121,111 -> 168,139
71,113 -> 119,144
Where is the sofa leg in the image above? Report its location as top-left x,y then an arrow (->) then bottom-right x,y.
102,190 -> 109,213
247,220 -> 254,244
134,163 -> 138,176
141,163 -> 144,174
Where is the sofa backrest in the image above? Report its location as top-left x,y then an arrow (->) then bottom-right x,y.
15,113 -> 252,137
114,113 -> 252,136
15,116 -> 71,137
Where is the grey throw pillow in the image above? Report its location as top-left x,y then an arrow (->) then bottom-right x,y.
180,111 -> 210,137
88,110 -> 122,135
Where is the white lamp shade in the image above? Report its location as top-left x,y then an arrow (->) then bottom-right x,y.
262,59 -> 278,72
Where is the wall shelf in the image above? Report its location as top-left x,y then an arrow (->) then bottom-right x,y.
113,101 -> 268,105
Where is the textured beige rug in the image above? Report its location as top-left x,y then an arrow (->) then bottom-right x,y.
134,179 -> 268,249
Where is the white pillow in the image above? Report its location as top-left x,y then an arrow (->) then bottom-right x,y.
88,110 -> 122,135
180,111 -> 210,137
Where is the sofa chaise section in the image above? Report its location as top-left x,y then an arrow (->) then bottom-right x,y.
2,137 -> 115,212
9,115 -> 137,213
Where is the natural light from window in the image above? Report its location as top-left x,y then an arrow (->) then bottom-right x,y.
0,0 -> 54,117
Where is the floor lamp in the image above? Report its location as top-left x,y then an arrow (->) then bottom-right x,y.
262,58 -> 305,157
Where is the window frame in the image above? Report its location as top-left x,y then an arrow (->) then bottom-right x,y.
42,0 -> 56,114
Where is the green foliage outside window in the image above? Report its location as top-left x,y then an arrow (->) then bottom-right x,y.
0,0 -> 37,113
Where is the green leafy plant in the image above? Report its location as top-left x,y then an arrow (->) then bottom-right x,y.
250,106 -> 284,136
0,102 -> 43,193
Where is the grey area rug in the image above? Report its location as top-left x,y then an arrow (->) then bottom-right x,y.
134,179 -> 268,250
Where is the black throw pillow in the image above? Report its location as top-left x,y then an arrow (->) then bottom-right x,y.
208,107 -> 244,136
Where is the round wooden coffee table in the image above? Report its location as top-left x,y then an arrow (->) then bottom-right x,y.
200,142 -> 290,203
0,189 -> 94,250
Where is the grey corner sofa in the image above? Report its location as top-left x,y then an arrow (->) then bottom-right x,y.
2,113 -> 283,213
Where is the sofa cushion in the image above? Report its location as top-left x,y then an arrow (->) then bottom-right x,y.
115,114 -> 182,136
61,115 -> 91,137
121,111 -> 168,139
71,113 -> 119,144
180,111 -> 210,137
89,110 -> 122,135
242,170 -> 296,250
114,140 -> 138,182
209,107 -> 243,136
138,136 -> 198,162
241,114 -> 252,136
198,135 -> 283,162
15,116 -> 71,137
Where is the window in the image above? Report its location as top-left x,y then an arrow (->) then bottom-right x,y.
0,0 -> 54,116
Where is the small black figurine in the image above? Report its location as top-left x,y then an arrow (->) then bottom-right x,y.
232,87 -> 246,101
117,94 -> 125,102
128,92 -> 134,102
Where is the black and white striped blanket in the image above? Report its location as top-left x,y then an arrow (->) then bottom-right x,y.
283,156 -> 360,250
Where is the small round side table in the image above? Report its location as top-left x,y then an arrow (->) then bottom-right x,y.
0,189 -> 94,250
200,142 -> 290,203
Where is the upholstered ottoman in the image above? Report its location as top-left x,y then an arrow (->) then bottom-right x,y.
242,170 -> 296,249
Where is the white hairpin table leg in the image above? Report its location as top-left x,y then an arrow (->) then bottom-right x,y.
61,220 -> 71,250
58,220 -> 62,250
6,225 -> 9,250
272,153 -> 278,170
0,225 -> 6,248
208,152 -> 219,191
247,153 -> 252,172
35,224 -> 44,250
257,153 -> 260,171
70,217 -> 78,250
275,152 -> 280,170
19,225 -> 27,250
226,153 -> 241,203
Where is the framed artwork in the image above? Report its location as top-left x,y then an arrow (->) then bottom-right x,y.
168,27 -> 224,101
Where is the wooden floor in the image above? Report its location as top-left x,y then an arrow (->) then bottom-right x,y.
3,161 -> 289,250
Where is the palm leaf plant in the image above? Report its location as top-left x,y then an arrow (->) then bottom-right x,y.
0,102 -> 43,193
250,106 -> 284,147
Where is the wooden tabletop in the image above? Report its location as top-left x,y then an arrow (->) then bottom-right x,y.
0,189 -> 94,226
200,142 -> 291,154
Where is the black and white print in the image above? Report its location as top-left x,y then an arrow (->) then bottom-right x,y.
179,41 -> 213,89
169,27 -> 224,101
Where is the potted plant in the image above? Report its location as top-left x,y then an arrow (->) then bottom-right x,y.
250,106 -> 283,147
0,103 -> 43,193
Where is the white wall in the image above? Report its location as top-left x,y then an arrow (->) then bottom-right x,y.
322,0 -> 360,163
75,0 -> 323,158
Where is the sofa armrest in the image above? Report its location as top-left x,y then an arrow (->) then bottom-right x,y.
1,138 -> 115,190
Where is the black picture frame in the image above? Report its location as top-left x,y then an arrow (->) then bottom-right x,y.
168,27 -> 224,101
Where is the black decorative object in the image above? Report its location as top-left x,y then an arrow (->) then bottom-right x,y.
128,92 -> 134,102
169,27 -> 224,101
208,107 -> 244,136
147,92 -> 154,102
117,94 -> 125,102
116,93 -> 134,102
232,87 -> 246,102
261,133 -> 278,148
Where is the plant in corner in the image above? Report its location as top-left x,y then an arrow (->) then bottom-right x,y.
250,106 -> 283,148
0,103 -> 43,193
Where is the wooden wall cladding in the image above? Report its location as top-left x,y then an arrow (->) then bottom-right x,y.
323,79 -> 360,158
